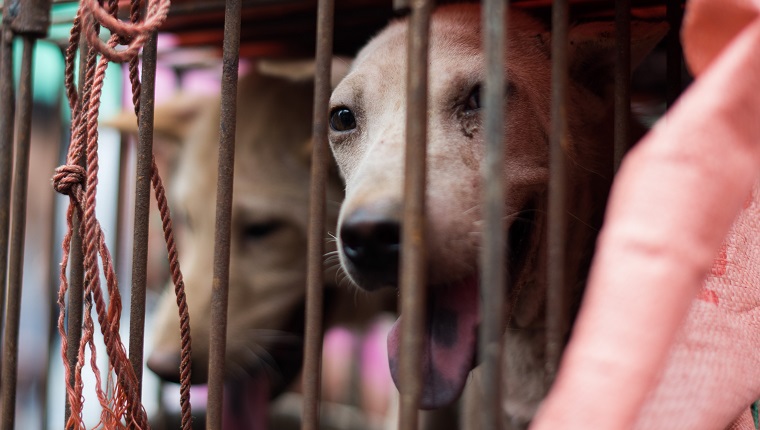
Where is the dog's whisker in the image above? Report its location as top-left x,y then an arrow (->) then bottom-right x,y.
239,343 -> 281,381
326,263 -> 344,277
566,210 -> 599,233
336,269 -> 356,289
325,260 -> 342,269
243,329 -> 302,344
463,204 -> 480,215
227,359 -> 248,380
324,255 -> 340,263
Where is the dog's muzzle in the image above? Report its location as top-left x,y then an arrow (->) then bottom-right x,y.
339,206 -> 401,290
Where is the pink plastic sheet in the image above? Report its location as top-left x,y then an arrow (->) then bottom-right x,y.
531,0 -> 760,428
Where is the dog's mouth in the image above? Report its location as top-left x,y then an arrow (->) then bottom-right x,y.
217,335 -> 304,429
222,378 -> 271,430
386,200 -> 537,409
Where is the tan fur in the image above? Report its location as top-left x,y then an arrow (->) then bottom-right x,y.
107,59 -> 400,409
149,68 -> 335,386
146,59 -> 406,427
329,5 -> 666,428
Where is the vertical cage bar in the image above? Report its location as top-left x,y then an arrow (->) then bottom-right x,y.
40,95 -> 69,430
545,0 -> 569,385
64,40 -> 92,426
113,131 -> 130,276
64,211 -> 85,424
44,94 -> 67,430
0,18 -> 16,346
206,0 -> 242,427
614,0 -> 631,171
128,32 -> 159,409
301,0 -> 335,428
479,0 -> 506,429
1,36 -> 35,430
398,1 -> 432,429
666,0 -> 682,107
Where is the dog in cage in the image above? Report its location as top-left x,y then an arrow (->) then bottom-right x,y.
328,4 -> 667,428
108,60 -> 399,430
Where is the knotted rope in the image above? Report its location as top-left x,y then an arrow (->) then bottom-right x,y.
54,0 -> 193,428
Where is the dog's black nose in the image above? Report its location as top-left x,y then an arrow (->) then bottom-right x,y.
340,211 -> 400,289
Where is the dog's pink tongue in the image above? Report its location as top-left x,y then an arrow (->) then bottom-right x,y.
387,277 -> 479,409
223,378 -> 269,430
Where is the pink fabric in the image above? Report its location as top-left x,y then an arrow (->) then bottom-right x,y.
531,0 -> 760,429
729,410 -> 756,430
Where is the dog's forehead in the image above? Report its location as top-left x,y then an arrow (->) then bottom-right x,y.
339,6 -> 548,93
352,8 -> 483,71
334,12 -> 482,106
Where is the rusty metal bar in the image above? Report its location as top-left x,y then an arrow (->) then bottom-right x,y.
128,32 -> 159,410
614,0 -> 631,171
0,13 -> 16,352
398,1 -> 432,429
1,35 -> 35,430
9,0 -> 52,37
301,0 -> 335,428
666,0 -> 682,107
206,0 -> 242,427
545,0 -> 569,385
44,94 -> 68,430
479,0 -> 506,429
65,36 -> 92,427
113,130 -> 130,277
64,206 -> 85,424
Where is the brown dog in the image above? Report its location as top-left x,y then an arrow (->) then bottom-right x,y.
328,5 -> 666,428
108,60 -> 397,429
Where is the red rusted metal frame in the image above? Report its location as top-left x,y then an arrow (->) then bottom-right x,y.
479,0 -> 507,428
43,90 -> 67,430
0,1 -> 51,427
1,35 -> 36,430
301,0 -> 335,429
127,30 -> 159,425
0,14 -> 17,358
546,0 -> 569,385
206,0 -> 242,427
63,28 -> 92,426
398,1 -> 433,429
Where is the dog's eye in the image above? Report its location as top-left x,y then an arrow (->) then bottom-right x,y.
465,85 -> 481,111
242,221 -> 283,240
329,107 -> 356,132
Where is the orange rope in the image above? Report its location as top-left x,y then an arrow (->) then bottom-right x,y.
53,0 -> 192,428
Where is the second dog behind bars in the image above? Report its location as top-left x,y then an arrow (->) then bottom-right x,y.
328,4 -> 666,428
109,61 -> 400,430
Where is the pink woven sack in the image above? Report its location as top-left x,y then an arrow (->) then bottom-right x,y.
531,0 -> 760,428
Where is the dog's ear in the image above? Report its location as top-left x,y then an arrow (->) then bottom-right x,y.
257,56 -> 352,90
101,92 -> 208,177
257,56 -> 350,188
566,20 -> 669,100
102,92 -> 208,143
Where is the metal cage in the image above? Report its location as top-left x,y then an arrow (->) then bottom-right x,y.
0,0 -> 684,429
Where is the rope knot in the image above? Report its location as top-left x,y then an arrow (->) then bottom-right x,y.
53,165 -> 85,196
